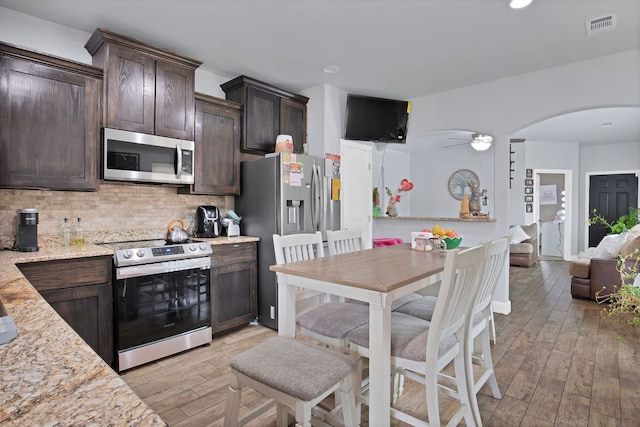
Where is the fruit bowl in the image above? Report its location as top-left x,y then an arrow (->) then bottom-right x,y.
444,236 -> 463,249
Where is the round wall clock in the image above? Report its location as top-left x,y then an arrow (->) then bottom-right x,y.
448,169 -> 480,200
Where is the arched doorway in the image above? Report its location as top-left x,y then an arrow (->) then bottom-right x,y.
510,105 -> 640,256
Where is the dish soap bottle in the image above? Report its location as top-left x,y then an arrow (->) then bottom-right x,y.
72,217 -> 85,248
60,216 -> 71,248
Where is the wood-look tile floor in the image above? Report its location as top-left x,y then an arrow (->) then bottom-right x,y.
121,260 -> 640,426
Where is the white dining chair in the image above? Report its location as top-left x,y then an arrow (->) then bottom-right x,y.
326,229 -> 364,255
393,238 -> 507,425
272,232 -> 370,352
223,336 -> 358,427
465,237 -> 508,425
273,231 -> 325,264
346,243 -> 488,427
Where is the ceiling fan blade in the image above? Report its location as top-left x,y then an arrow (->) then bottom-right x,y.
443,142 -> 469,149
447,136 -> 470,141
510,138 -> 526,143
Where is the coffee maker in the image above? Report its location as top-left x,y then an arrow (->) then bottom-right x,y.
16,208 -> 39,252
196,206 -> 221,238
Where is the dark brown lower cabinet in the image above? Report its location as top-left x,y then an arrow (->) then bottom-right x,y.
211,242 -> 257,334
39,283 -> 112,362
18,257 -> 113,366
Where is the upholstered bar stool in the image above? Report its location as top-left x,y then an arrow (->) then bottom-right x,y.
223,336 -> 359,427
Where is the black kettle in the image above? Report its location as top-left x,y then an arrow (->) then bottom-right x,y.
196,206 -> 221,238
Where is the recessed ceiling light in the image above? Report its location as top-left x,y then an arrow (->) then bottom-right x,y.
323,65 -> 340,74
510,0 -> 533,9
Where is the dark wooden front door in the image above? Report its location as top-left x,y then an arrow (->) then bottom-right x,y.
588,173 -> 638,247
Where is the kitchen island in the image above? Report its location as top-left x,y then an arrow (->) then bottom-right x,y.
0,236 -> 258,425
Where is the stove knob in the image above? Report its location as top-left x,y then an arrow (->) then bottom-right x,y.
122,250 -> 133,259
189,244 -> 198,252
198,243 -> 208,251
136,249 -> 146,258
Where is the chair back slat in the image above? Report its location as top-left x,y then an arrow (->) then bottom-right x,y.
427,243 -> 488,352
475,237 -> 509,314
273,232 -> 325,265
327,229 -> 363,256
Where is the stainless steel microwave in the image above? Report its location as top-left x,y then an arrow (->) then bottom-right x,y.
102,128 -> 195,185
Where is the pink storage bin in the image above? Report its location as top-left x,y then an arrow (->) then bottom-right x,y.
373,238 -> 404,247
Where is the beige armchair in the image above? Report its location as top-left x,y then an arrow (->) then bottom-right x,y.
509,223 -> 538,267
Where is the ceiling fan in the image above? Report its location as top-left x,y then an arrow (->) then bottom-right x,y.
443,132 -> 494,151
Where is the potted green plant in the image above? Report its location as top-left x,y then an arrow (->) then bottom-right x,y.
596,249 -> 640,327
588,207 -> 639,234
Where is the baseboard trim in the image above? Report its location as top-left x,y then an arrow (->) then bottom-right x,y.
493,300 -> 512,315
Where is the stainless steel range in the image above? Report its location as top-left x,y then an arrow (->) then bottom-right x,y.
100,239 -> 213,372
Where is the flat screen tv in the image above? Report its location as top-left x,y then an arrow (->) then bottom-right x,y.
344,94 -> 409,143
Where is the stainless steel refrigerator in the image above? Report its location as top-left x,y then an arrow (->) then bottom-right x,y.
235,153 -> 341,329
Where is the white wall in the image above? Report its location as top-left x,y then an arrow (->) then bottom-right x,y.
0,8 -> 91,63
301,84 -> 325,156
524,140 -> 640,252
410,146 -> 494,217
375,148 -> 412,216
302,84 -> 347,158
525,142 -> 580,254
579,141 -> 640,249
3,6 -> 639,313
315,48 -> 640,311
0,7 -> 232,99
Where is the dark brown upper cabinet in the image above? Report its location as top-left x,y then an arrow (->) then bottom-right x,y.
0,43 -> 102,191
179,93 -> 242,195
221,75 -> 308,155
85,28 -> 201,140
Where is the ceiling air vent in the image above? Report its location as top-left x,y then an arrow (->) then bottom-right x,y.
586,14 -> 617,35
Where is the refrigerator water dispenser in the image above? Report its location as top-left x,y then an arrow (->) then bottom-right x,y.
285,200 -> 305,232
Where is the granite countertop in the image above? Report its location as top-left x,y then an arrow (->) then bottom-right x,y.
0,236 -> 259,425
374,215 -> 496,222
195,235 -> 260,246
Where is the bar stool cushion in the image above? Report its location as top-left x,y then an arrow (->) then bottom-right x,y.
346,312 -> 456,362
230,337 -> 357,402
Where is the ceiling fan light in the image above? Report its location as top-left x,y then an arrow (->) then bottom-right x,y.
510,0 -> 533,9
470,140 -> 492,151
470,133 -> 493,151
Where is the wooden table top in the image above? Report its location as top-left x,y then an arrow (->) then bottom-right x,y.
269,243 -> 447,293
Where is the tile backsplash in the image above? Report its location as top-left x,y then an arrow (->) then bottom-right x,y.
0,183 -> 228,249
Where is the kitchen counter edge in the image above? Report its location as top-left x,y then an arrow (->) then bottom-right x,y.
0,236 -> 259,426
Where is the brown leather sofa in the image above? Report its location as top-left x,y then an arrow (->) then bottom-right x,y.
570,233 -> 640,300
509,223 -> 538,267
570,258 -> 626,300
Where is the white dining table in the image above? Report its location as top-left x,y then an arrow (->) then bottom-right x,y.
270,243 -> 446,426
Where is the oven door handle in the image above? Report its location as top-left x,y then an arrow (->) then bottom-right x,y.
116,257 -> 211,280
